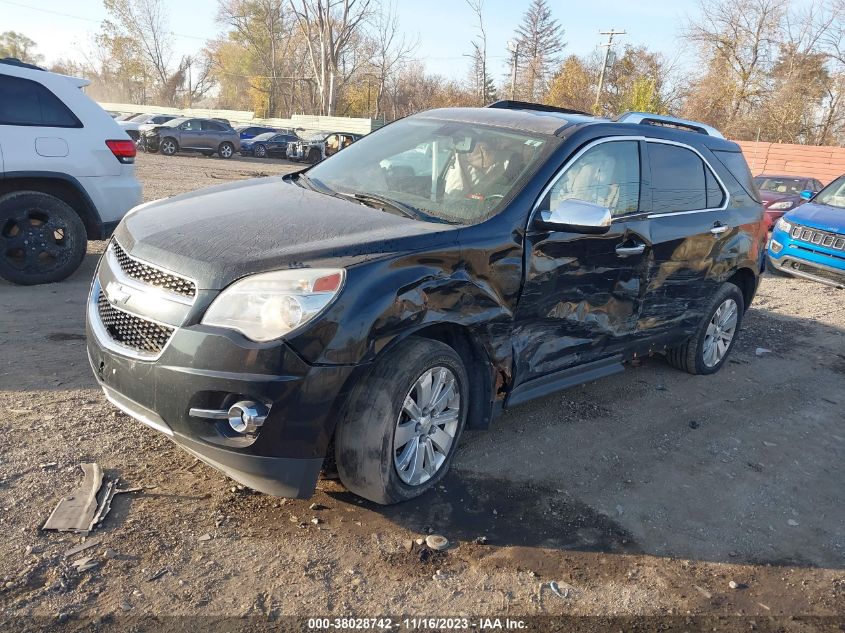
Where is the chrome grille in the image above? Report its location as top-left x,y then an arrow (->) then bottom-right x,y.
791,225 -> 845,251
97,292 -> 174,354
112,241 -> 196,298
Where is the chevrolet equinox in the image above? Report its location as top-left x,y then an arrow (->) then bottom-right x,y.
86,101 -> 766,504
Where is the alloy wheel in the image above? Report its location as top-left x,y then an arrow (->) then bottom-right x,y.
161,139 -> 176,155
1,209 -> 71,274
393,366 -> 461,486
702,298 -> 738,367
220,143 -> 233,158
255,144 -> 266,158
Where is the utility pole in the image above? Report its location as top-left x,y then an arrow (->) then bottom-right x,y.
507,39 -> 519,100
594,29 -> 625,114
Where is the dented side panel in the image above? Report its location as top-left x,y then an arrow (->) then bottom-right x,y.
512,216 -> 652,385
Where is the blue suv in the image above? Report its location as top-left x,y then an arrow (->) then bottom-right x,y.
767,175 -> 845,288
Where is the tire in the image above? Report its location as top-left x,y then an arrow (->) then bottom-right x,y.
307,148 -> 321,163
218,142 -> 234,159
160,137 -> 178,156
335,337 -> 469,505
254,144 -> 267,158
665,282 -> 745,375
0,191 -> 87,285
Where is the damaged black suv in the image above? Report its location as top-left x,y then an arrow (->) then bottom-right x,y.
86,101 -> 766,504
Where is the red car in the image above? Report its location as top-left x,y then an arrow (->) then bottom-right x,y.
753,174 -> 823,230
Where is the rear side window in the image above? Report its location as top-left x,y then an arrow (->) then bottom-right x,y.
202,120 -> 226,132
0,74 -> 82,128
647,142 -> 724,213
713,149 -> 760,203
648,143 -> 704,212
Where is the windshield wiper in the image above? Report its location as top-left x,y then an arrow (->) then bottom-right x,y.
342,191 -> 443,222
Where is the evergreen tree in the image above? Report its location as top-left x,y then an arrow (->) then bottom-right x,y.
511,0 -> 565,100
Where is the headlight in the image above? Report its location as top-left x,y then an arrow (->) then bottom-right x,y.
768,200 -> 794,210
202,268 -> 345,342
775,217 -> 793,234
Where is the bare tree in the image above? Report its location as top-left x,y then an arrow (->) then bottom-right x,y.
103,0 -> 173,91
289,0 -> 373,116
366,0 -> 416,119
466,0 -> 495,105
685,0 -> 787,134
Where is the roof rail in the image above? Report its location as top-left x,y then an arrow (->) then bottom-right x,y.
0,57 -> 46,71
615,112 -> 725,139
486,100 -> 592,117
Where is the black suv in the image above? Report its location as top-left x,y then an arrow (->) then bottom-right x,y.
86,101 -> 765,504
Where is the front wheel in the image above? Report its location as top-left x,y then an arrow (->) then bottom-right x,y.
254,144 -> 267,158
335,337 -> 468,504
160,137 -> 178,156
218,142 -> 234,159
307,148 -> 321,163
0,191 -> 87,285
666,283 -> 745,375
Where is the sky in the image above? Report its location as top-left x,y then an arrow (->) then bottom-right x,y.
1,0 -> 702,79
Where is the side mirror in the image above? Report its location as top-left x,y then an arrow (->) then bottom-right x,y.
800,190 -> 813,200
536,199 -> 612,234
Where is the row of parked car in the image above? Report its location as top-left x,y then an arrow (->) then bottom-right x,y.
109,111 -> 362,163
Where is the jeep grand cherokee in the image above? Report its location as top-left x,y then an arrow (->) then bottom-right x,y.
86,101 -> 766,504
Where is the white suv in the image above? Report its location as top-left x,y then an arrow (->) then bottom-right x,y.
0,58 -> 142,285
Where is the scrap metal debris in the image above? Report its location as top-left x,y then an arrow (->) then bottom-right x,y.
63,536 -> 103,558
42,464 -> 103,533
43,464 -> 137,534
549,580 -> 572,599
71,556 -> 99,573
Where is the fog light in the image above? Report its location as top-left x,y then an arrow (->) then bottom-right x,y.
770,239 -> 783,253
227,401 -> 268,434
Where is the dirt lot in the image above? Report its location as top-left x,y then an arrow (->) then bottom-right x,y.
1,152 -> 843,631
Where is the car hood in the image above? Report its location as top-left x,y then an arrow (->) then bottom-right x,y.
114,177 -> 456,290
784,202 -> 845,233
760,191 -> 800,206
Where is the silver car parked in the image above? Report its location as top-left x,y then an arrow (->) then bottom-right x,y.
141,117 -> 241,159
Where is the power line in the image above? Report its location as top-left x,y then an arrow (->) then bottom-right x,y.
0,0 -> 208,42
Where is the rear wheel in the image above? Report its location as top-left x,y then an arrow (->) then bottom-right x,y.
160,137 -> 178,156
666,283 -> 745,375
218,142 -> 234,159
335,337 -> 468,504
0,191 -> 87,285
254,144 -> 267,158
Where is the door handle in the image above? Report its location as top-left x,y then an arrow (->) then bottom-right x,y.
710,223 -> 730,235
615,243 -> 646,257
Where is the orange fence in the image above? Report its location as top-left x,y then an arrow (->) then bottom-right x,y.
734,140 -> 845,185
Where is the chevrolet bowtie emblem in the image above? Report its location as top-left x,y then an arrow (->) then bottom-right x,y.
105,281 -> 132,305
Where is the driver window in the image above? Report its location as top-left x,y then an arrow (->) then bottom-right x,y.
550,141 -> 641,217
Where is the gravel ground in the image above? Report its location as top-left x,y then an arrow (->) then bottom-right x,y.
0,152 -> 843,631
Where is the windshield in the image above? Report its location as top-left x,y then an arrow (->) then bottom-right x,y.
161,118 -> 185,128
813,176 -> 845,209
129,113 -> 151,122
253,132 -> 276,141
306,117 -> 551,224
753,176 -> 807,195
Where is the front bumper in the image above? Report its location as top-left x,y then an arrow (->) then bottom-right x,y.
768,225 -> 845,288
85,246 -> 357,497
